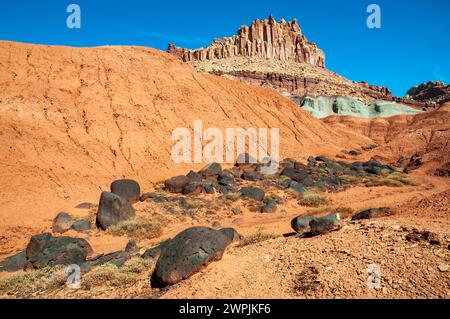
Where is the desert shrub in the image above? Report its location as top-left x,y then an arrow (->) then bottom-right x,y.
366,177 -> 403,187
339,175 -> 360,185
390,175 -> 420,186
298,192 -> 328,207
224,192 -> 242,202
81,257 -> 154,290
0,266 -> 67,297
264,193 -> 283,204
238,229 -> 279,247
108,218 -> 163,240
185,199 -> 204,210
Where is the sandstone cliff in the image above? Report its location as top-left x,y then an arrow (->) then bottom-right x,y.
168,16 -> 325,68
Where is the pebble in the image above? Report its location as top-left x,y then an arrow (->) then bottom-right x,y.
438,264 -> 449,272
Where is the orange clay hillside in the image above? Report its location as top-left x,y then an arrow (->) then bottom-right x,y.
0,41 -> 370,229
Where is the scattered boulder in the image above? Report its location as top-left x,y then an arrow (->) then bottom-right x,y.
96,192 -> 135,230
0,251 -> 27,272
111,179 -> 141,204
231,207 -> 241,215
152,227 -> 234,286
218,228 -> 242,244
309,213 -> 342,236
71,220 -> 92,233
281,168 -> 310,183
142,240 -> 172,260
218,170 -> 235,186
239,186 -> 265,201
291,213 -> 342,236
199,162 -> 222,177
291,216 -> 316,234
242,170 -> 262,181
352,207 -> 391,220
182,182 -> 203,195
52,212 -> 73,234
25,233 -> 93,269
164,175 -> 190,193
261,200 -> 277,213
186,170 -> 203,182
212,221 -> 221,229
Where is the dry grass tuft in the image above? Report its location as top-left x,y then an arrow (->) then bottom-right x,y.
238,229 -> 279,247
108,218 -> 163,240
0,266 -> 67,297
298,191 -> 328,207
81,257 -> 154,290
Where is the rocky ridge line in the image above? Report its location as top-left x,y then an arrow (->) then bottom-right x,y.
168,15 -> 325,68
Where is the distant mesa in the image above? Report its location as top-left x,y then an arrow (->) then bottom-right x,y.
168,15 -> 325,68
405,81 -> 450,106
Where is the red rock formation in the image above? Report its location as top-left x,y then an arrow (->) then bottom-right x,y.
168,16 -> 325,68
405,81 -> 450,106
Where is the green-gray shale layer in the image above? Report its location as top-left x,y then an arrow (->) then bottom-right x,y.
297,96 -> 423,119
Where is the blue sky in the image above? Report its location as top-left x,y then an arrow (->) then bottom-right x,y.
0,0 -> 449,96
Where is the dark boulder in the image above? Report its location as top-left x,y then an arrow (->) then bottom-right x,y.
25,233 -> 93,269
186,170 -> 203,182
240,186 -> 265,201
309,213 -> 342,236
182,182 -> 203,195
228,166 -> 244,178
111,179 -> 141,204
289,181 -> 308,194
0,251 -> 27,272
199,163 -> 222,177
352,207 -> 392,220
52,212 -> 73,234
261,200 -> 277,213
281,168 -> 310,183
218,228 -> 242,244
142,239 -> 172,260
242,170 -> 262,181
164,175 -> 190,193
291,216 -> 316,234
152,227 -> 233,286
96,192 -> 135,230
218,170 -> 235,186
291,213 -> 341,236
231,207 -> 241,215
71,220 -> 92,233
316,156 -> 331,162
